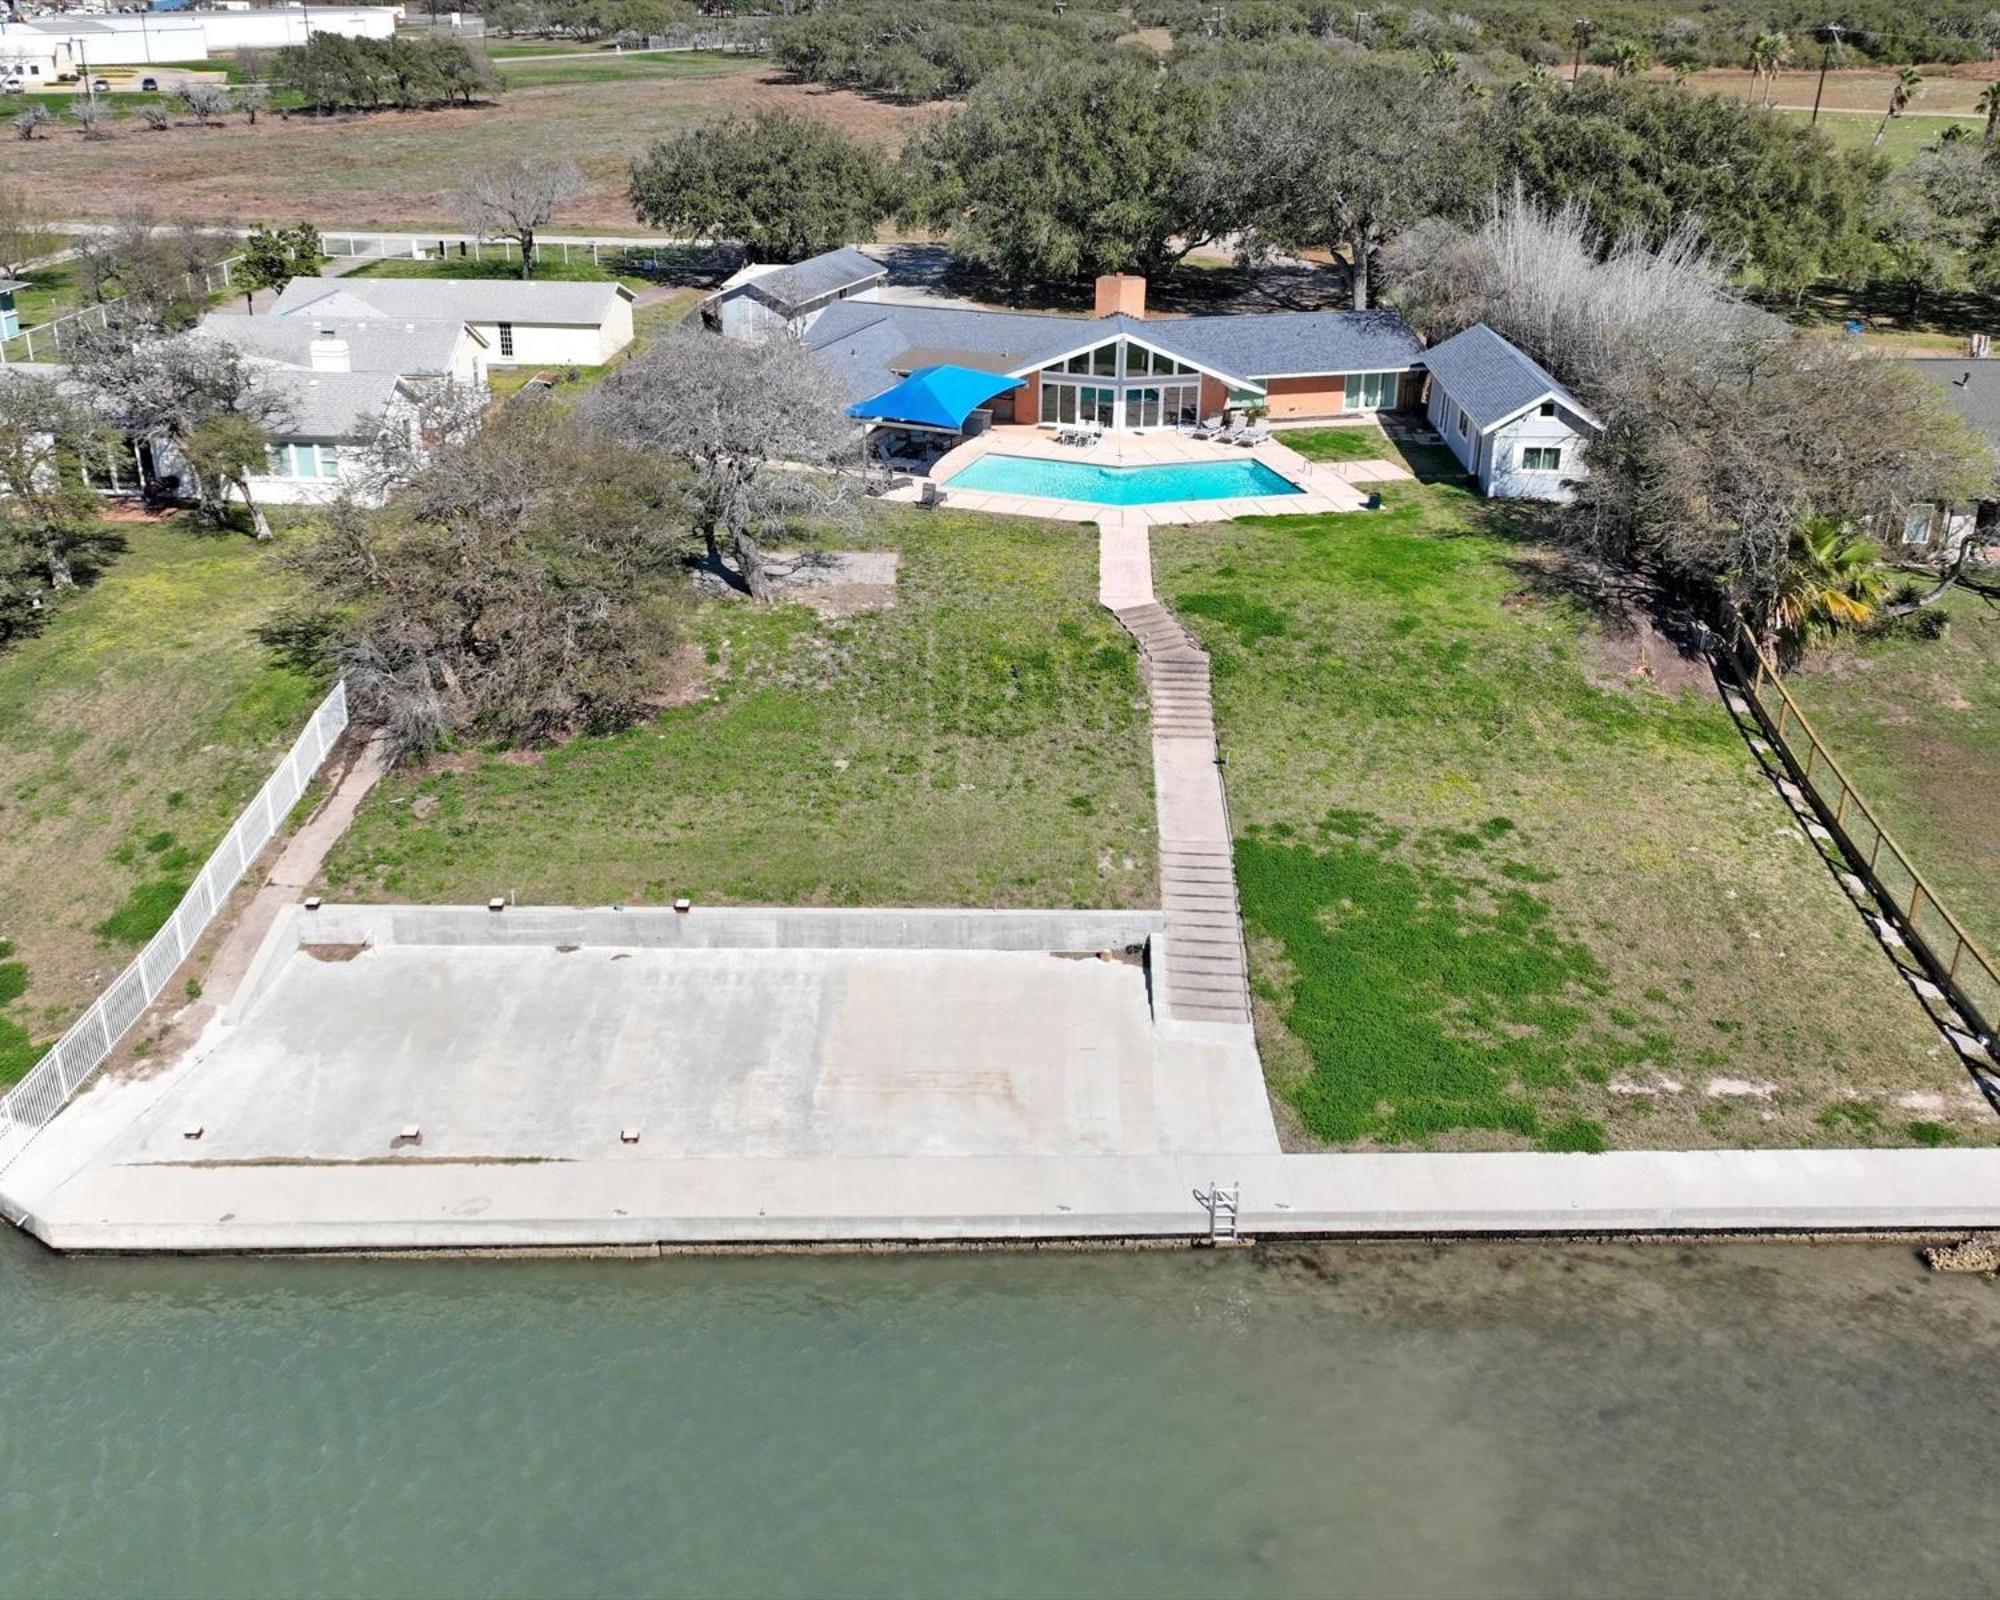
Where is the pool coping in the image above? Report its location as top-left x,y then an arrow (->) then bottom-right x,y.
877,428 -> 1403,525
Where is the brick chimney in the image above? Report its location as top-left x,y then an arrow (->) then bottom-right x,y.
1094,273 -> 1146,319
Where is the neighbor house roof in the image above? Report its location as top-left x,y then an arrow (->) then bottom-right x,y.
1421,323 -> 1600,433
197,311 -> 480,377
274,276 -> 633,327
802,300 -> 1425,405
1905,358 -> 2000,455
250,368 -> 407,440
722,247 -> 886,317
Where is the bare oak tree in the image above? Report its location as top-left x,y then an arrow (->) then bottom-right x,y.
585,321 -> 863,600
175,83 -> 234,127
452,157 -> 585,281
68,97 -> 115,140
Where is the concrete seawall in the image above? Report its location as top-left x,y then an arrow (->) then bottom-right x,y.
14,1148 -> 2000,1254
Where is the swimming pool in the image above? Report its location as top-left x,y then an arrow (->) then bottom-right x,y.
943,453 -> 1304,506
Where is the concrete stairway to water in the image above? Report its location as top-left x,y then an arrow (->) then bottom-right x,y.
1108,598 -> 1253,1027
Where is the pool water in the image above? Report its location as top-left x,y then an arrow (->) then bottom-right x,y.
945,452 -> 1304,506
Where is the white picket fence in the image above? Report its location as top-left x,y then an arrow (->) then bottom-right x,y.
0,681 -> 350,1173
0,255 -> 243,364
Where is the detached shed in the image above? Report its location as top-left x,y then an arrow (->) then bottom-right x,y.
1422,323 -> 1601,501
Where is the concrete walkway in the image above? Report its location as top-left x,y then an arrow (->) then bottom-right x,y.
1099,516 -> 1252,1027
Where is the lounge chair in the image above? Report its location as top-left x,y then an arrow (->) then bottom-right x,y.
919,479 -> 944,510
1237,422 -> 1272,448
1190,414 -> 1226,440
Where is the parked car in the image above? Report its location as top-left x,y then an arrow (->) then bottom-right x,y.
91,77 -> 110,93
1,78 -> 24,95
139,75 -> 158,91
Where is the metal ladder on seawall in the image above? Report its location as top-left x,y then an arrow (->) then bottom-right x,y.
1195,1182 -> 1241,1244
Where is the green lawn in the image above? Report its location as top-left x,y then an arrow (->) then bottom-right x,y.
321,508 -> 1157,910
1,262 -> 78,360
1153,483 -> 1984,1152
1283,424 -> 1393,463
1775,107 -> 1981,167
0,521 -> 318,1080
345,249 -> 696,295
1785,590 -> 2000,957
494,50 -> 766,88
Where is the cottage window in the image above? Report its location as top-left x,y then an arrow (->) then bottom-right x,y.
498,322 -> 515,358
1521,445 -> 1562,473
1539,400 -> 1557,417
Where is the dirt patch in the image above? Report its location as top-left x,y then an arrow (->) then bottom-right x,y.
762,549 -> 902,616
1580,609 -> 1718,698
302,942 -> 369,963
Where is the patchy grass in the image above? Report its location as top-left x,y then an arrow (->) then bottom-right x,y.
0,519 -> 318,1077
1283,424 -> 1393,464
322,508 -> 1155,909
1154,483 -> 1988,1150
1785,590 -> 2000,955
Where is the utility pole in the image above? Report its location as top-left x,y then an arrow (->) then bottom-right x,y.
1571,18 -> 1594,86
1810,23 -> 1843,125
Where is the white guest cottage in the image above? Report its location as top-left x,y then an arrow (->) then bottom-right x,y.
703,246 -> 888,343
1422,323 -> 1601,501
273,278 -> 635,368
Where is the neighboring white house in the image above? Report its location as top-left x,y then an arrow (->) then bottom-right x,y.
1901,355 -> 1999,552
273,277 -> 635,367
1421,323 -> 1601,501
169,315 -> 484,507
197,310 -> 490,390
705,246 -> 887,343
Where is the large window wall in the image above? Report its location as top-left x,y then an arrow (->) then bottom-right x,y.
1036,338 -> 1204,431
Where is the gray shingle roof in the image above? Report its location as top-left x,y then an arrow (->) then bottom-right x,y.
740,247 -> 886,315
198,311 -> 474,377
1905,358 -> 2000,454
249,368 -> 406,440
1421,323 -> 1596,433
802,299 -> 1424,400
274,276 -> 631,327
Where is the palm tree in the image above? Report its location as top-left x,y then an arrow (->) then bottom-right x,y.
1748,32 -> 1789,107
1980,79 -> 2000,145
1609,40 -> 1646,79
1872,64 -> 1924,149
1510,63 -> 1558,104
1773,517 -> 1888,658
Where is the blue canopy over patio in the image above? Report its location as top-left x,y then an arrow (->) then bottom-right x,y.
846,365 -> 1026,433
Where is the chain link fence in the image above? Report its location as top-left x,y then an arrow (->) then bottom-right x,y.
0,682 -> 350,1173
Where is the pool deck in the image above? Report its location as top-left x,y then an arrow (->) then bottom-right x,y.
879,426 -> 1405,524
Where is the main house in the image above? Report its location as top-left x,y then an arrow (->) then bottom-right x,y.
805,273 -> 1426,434
1421,323 -> 1601,501
273,277 -> 635,369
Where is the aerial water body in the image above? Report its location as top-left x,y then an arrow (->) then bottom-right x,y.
1,1231 -> 1995,1598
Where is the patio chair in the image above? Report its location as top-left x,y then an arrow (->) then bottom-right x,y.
1190,414 -> 1226,440
919,479 -> 944,510
1237,422 -> 1273,448
1213,418 -> 1247,446
1079,421 -> 1106,448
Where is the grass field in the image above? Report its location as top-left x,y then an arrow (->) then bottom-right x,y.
320,508 -> 1157,911
1,54 -> 937,228
1153,482 -> 1989,1152
0,262 -> 78,360
1785,591 -> 2000,957
1773,106 -> 1980,166
0,520 -> 317,1081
